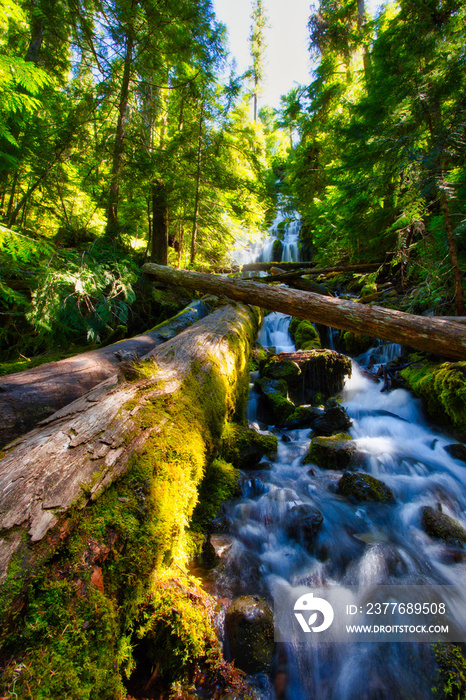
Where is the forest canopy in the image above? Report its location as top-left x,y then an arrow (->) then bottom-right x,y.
0,0 -> 464,365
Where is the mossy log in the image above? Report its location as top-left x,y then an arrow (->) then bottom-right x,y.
142,263 -> 466,360
0,301 -> 260,697
0,302 -> 259,585
0,301 -> 211,449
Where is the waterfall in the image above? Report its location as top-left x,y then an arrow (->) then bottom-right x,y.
233,210 -> 301,266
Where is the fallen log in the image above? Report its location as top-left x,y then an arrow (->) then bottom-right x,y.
259,261 -> 385,282
240,261 -> 383,274
0,301 -> 259,695
0,300 -> 212,448
142,263 -> 466,360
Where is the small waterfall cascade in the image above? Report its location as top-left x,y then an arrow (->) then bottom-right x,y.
209,310 -> 466,699
233,210 -> 301,266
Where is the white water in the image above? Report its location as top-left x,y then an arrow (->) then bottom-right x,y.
214,306 -> 466,698
233,211 -> 301,266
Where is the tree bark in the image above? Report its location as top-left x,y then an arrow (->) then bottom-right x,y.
0,302 -> 210,449
142,263 -> 466,360
237,261 -> 382,273
150,178 -> 168,264
190,103 -> 204,265
0,302 -> 258,584
106,30 -> 134,235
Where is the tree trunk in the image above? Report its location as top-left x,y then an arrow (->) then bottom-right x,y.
190,103 -> 204,265
0,302 -> 210,449
150,178 -> 168,264
106,30 -> 134,235
0,302 -> 258,584
142,263 -> 466,360
439,189 -> 464,316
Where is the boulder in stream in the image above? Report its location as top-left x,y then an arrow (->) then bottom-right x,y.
259,349 -> 352,405
285,503 -> 323,550
312,403 -> 353,436
224,595 -> 274,675
421,505 -> 466,546
337,472 -> 394,503
220,423 -> 278,470
303,433 -> 363,470
444,443 -> 466,463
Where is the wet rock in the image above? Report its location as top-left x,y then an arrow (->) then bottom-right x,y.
303,433 -> 363,470
444,443 -> 466,463
282,405 -> 324,429
254,377 -> 295,424
284,503 -> 323,549
259,350 -> 351,406
421,505 -> 466,546
313,405 -> 352,436
203,534 -> 234,567
220,424 -> 278,470
343,331 -> 374,357
337,472 -> 394,503
224,595 -> 274,674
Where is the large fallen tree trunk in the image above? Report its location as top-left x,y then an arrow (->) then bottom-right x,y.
238,260 -> 383,274
0,301 -> 259,696
142,263 -> 466,360
0,300 -> 211,448
0,301 -> 257,583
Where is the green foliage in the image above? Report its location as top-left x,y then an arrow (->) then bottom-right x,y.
401,361 -> 466,436
433,644 -> 466,699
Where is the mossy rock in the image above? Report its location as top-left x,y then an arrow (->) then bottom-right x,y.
303,433 -> 362,470
224,595 -> 274,674
337,472 -> 394,503
259,349 -> 351,406
283,405 -> 324,429
219,423 -> 278,470
421,506 -> 466,546
272,238 -> 283,262
289,317 -> 321,350
401,361 -> 466,437
254,377 -> 295,424
343,331 -> 374,357
313,405 -> 352,436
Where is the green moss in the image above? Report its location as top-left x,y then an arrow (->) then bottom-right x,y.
421,506 -> 466,545
289,317 -> 321,350
0,344 -> 99,377
134,575 -> 220,680
303,433 -> 357,470
433,644 -> 466,699
343,331 -> 374,356
0,304 -> 260,699
337,471 -> 394,503
219,423 -> 278,470
401,361 -> 466,436
255,377 -> 295,423
190,458 -> 240,532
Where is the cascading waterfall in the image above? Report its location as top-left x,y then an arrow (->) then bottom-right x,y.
209,216 -> 466,698
214,313 -> 466,699
233,210 -> 301,266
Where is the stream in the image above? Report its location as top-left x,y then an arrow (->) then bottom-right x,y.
209,216 -> 466,699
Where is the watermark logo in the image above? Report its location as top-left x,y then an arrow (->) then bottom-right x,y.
294,592 -> 334,633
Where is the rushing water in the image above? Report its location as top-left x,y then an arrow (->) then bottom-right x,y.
211,217 -> 466,698
233,211 -> 301,266
214,314 -> 466,699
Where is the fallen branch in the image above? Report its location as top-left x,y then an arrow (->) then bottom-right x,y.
142,263 -> 466,360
